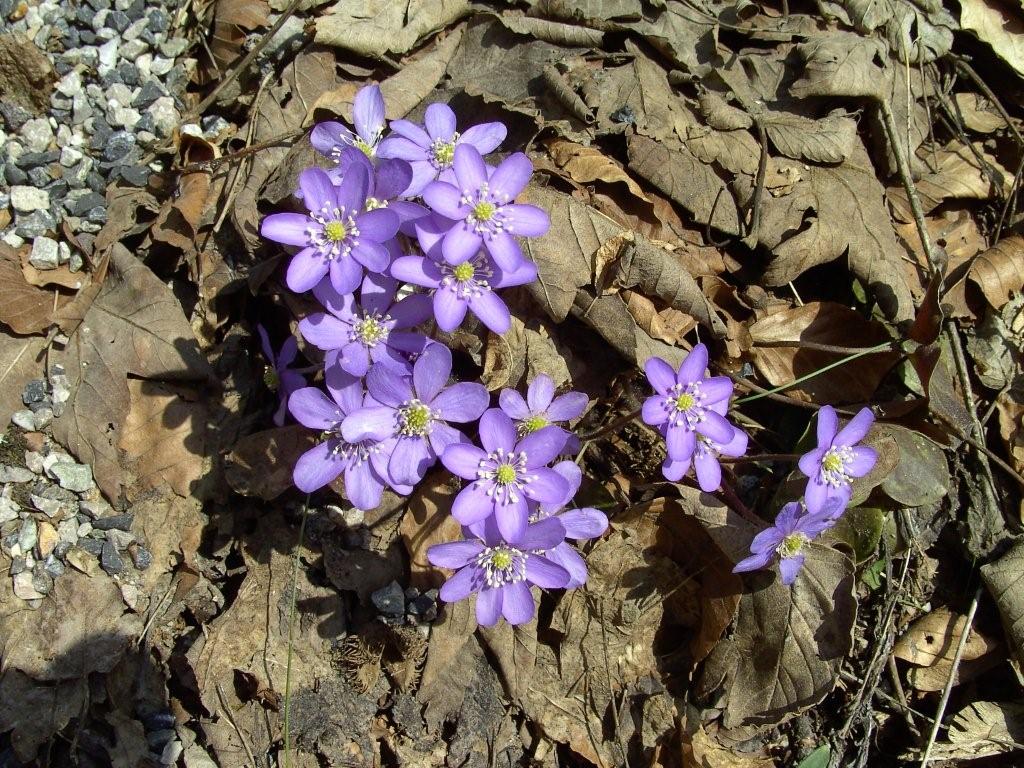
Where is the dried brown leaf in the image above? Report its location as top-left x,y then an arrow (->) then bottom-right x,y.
499,12 -> 605,46
960,0 -> 1024,79
210,0 -> 269,71
225,424 -> 315,500
51,245 -> 213,501
399,469 -> 463,589
937,700 -> 1024,759
790,32 -> 892,100
954,92 -> 1005,134
0,244 -> 59,335
545,138 -> 650,201
749,302 -> 899,404
915,140 -> 1009,211
0,332 -> 47,427
894,606 -> 999,666
314,0 -> 470,57
967,236 -> 1024,310
0,33 -> 56,114
762,111 -> 858,163
878,424 -> 950,507
981,539 -> 1024,667
480,315 -> 572,392
377,26 -> 464,119
0,668 -> 86,763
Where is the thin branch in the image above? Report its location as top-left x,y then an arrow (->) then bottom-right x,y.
752,339 -> 901,356
578,406 -> 643,442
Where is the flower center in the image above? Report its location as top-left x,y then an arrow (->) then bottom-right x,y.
440,254 -> 493,299
398,400 -> 433,436
431,138 -> 457,168
365,196 -> 388,211
263,365 -> 279,391
665,382 -> 707,429
353,138 -> 375,158
477,448 -> 531,504
520,415 -> 549,435
323,220 -> 347,242
777,532 -> 808,559
819,446 -> 854,487
476,545 -> 527,587
354,316 -> 388,347
675,393 -> 695,412
473,201 -> 496,221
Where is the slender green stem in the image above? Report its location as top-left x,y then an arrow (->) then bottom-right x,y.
283,495 -> 310,768
734,342 -> 894,405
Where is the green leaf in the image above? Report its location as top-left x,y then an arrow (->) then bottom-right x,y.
828,507 -> 886,563
861,558 -> 886,590
797,745 -> 831,768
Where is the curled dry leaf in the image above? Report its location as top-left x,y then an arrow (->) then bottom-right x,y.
762,110 -> 857,164
51,245 -> 214,502
954,92 -> 1005,133
914,140 -> 1009,212
932,700 -> 1024,760
499,13 -> 605,46
749,302 -> 899,404
545,137 -> 650,202
0,333 -> 47,426
966,235 -> 1024,310
959,0 -> 1024,79
981,539 -> 1024,667
480,315 -> 572,392
894,606 -> 999,667
209,0 -> 269,72
398,468 -> 463,589
225,424 -> 316,500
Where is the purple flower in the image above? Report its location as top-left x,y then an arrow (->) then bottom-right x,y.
427,516 -> 570,626
390,216 -> 537,333
310,83 -> 386,162
798,406 -> 878,516
257,325 -> 305,426
421,145 -> 549,271
341,343 -> 489,486
441,409 -> 570,543
298,273 -> 430,377
378,102 -> 507,196
498,374 -> 588,451
661,399 -> 747,491
260,166 -> 399,295
641,345 -> 735,462
732,500 -> 838,585
326,149 -> 427,229
288,368 -> 411,509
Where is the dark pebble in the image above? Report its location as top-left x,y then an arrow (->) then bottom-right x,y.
79,29 -> 97,45
53,541 -> 72,559
85,206 -> 108,223
27,168 -> 52,187
53,60 -> 73,75
17,150 -> 61,169
117,61 -> 140,87
610,105 -> 636,124
132,80 -> 164,109
44,555 -> 66,578
139,28 -> 158,46
117,165 -> 150,187
370,580 -> 405,616
0,100 -> 32,131
147,9 -> 167,32
15,209 -> 57,238
100,541 -> 124,575
100,71 -> 123,89
46,179 -> 69,201
9,555 -> 27,576
106,9 -> 130,31
102,131 -> 135,163
0,0 -> 14,18
85,0 -> 110,11
71,191 -> 106,216
126,0 -> 145,21
87,172 -> 107,193
22,380 -> 48,405
141,711 -> 176,732
129,543 -> 151,570
79,538 -> 104,555
75,6 -> 94,25
31,563 -> 53,595
63,27 -> 80,48
134,112 -> 154,134
4,163 -> 28,186
92,513 -> 133,531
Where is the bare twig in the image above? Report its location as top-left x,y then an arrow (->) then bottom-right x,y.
194,0 -> 307,117
579,406 -> 643,442
720,452 -> 800,464
919,584 -> 983,766
216,683 -> 260,768
751,339 -> 900,355
283,496 -> 310,768
951,56 -> 1024,144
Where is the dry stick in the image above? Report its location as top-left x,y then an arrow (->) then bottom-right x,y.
578,406 -> 643,442
752,339 -> 900,356
933,410 -> 1024,489
993,151 -> 1024,245
194,0 -> 307,118
216,683 -> 260,768
720,452 -> 800,464
919,584 -> 983,766
951,56 -> 1024,144
177,129 -> 307,174
746,120 -> 769,241
283,496 -> 310,768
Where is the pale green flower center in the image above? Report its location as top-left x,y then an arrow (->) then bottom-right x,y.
675,393 -> 696,412
495,464 -> 517,484
354,138 -> 374,158
356,317 -> 386,346
452,262 -> 475,282
399,401 -> 432,436
521,415 -> 549,434
433,140 -> 456,167
777,532 -> 808,559
323,220 -> 347,242
489,549 -> 513,570
263,365 -> 279,391
822,451 -> 843,473
472,201 -> 496,221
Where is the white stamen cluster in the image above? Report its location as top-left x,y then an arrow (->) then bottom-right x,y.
663,381 -> 708,429
695,432 -> 720,456
439,254 -> 493,299
429,133 -> 460,169
476,448 -> 533,505
460,181 -> 513,238
819,445 -> 855,488
475,545 -> 527,587
351,311 -> 391,348
308,204 -> 360,261
397,398 -> 437,437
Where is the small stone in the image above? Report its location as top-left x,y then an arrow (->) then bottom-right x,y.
71,191 -> 105,216
5,162 -> 28,186
55,70 -> 82,98
106,528 -> 134,550
0,465 -> 34,483
31,485 -> 78,518
57,242 -> 71,265
158,38 -> 188,58
106,8 -> 129,30
18,519 -> 38,554
10,555 -> 28,575
29,407 -> 53,430
92,513 -> 133,531
14,209 -> 56,239
44,554 -> 65,578
27,167 -> 52,188
110,105 -> 141,129
54,468 -> 93,500
98,38 -> 119,72
13,570 -> 45,600
60,146 -> 83,167
149,96 -> 177,136
117,164 -> 149,186
10,185 -> 50,213
57,517 -> 78,546
31,563 -> 53,595
24,451 -> 44,474
118,38 -> 148,60
122,18 -> 147,41
16,150 -> 61,169
28,236 -> 60,270
128,542 -> 151,570
150,55 -> 173,76
119,580 -> 140,609
86,206 -> 107,223
103,130 -> 135,162
78,496 -> 113,519
66,546 -> 99,575
0,496 -> 19,525
371,580 -> 405,616
36,521 -> 58,558
100,540 -> 124,575
161,741 -> 184,766
0,101 -> 32,131
131,80 -> 163,109
22,379 -> 48,405
79,535 -> 103,555
19,118 -> 54,152
146,728 -> 175,749
408,592 -> 437,622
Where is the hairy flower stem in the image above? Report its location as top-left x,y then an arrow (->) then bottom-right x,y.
720,453 -> 801,464
578,406 -> 643,442
283,494 -> 310,768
